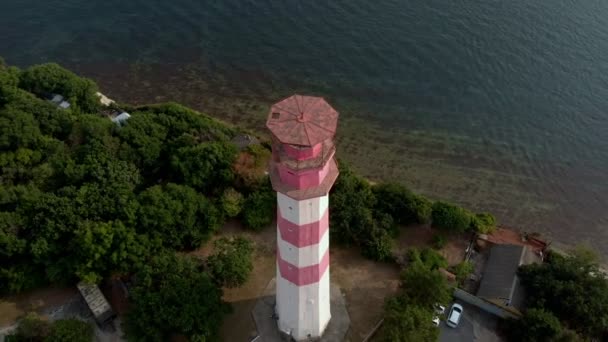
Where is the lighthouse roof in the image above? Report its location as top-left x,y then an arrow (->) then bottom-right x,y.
266,95 -> 338,147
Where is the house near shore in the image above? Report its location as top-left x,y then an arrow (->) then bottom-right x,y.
48,94 -> 70,109
476,244 -> 541,312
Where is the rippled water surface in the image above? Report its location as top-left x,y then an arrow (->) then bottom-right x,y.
1,0 -> 607,252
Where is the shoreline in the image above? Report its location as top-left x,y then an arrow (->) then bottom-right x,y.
86,62 -> 603,258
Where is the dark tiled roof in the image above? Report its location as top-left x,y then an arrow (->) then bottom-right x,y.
477,244 -> 526,301
266,95 -> 338,146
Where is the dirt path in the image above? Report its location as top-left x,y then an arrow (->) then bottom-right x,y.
0,287 -> 78,327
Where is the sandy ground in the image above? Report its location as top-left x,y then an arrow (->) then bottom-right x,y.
194,221 -> 402,342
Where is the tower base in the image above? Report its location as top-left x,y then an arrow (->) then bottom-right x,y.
252,278 -> 350,342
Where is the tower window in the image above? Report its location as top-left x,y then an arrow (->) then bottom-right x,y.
272,112 -> 281,119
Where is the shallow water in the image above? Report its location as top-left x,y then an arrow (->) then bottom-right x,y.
1,0 -> 607,253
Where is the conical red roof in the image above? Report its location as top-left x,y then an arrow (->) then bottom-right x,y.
266,95 -> 339,146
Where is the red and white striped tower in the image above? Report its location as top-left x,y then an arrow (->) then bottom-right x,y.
267,95 -> 339,340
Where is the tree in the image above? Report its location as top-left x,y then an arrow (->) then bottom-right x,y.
329,161 -> 376,244
361,226 -> 393,262
137,184 -> 222,249
399,261 -> 452,308
372,183 -> 432,225
470,212 -> 496,234
125,254 -> 229,341
220,187 -> 244,218
18,63 -> 100,113
46,319 -> 93,342
452,261 -> 474,285
431,201 -> 472,232
117,112 -> 168,171
518,248 -> 608,338
241,187 -> 275,231
207,236 -> 254,287
507,308 -> 562,342
171,141 -> 238,194
11,312 -> 50,340
381,298 -> 439,342
407,247 -> 448,271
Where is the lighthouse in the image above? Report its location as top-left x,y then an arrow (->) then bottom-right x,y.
266,95 -> 339,340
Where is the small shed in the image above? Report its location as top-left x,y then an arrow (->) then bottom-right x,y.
77,282 -> 116,325
49,94 -> 71,109
231,134 -> 260,151
111,112 -> 131,125
477,244 -> 539,310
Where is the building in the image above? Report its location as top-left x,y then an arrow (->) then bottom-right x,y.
48,94 -> 70,109
110,112 -> 131,125
77,282 -> 116,326
267,95 -> 339,341
476,244 -> 540,311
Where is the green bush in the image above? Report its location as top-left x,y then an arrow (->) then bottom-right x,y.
125,254 -> 229,341
18,63 -> 100,113
432,234 -> 447,249
507,308 -> 562,342
431,201 -> 472,232
46,319 -> 93,342
241,188 -> 275,231
207,236 -> 254,288
362,227 -> 394,262
381,297 -> 439,342
220,188 -> 244,218
372,183 -> 432,225
407,247 -> 448,270
470,212 -> 497,234
452,261 -> 474,285
14,312 -> 50,340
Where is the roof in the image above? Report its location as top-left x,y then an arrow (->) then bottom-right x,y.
111,112 -> 131,124
266,95 -> 338,147
77,282 -> 115,324
477,244 -> 526,301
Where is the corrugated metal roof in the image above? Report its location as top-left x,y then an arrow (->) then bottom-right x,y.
477,244 -> 526,301
266,95 -> 338,147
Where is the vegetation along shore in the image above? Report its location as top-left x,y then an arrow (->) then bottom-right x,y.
1,59 -> 607,341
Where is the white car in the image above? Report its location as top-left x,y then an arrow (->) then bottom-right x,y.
434,303 -> 446,315
432,316 -> 440,327
446,303 -> 463,328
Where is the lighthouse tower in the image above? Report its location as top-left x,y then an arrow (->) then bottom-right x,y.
267,95 -> 339,340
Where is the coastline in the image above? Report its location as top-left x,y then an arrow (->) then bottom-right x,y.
86,63 -> 602,258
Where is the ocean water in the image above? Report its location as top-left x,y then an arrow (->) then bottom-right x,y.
1,0 -> 607,252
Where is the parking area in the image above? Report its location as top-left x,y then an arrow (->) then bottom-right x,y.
439,302 -> 505,342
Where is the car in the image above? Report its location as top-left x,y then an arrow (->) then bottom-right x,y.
434,303 -> 446,315
446,303 -> 463,328
432,316 -> 440,327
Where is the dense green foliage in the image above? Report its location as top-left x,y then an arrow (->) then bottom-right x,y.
372,183 -> 432,225
381,297 -> 439,342
7,313 -> 92,342
470,212 -> 496,234
518,248 -> 608,339
241,182 -> 275,231
506,308 -> 563,342
329,162 -> 395,261
380,250 -> 451,341
45,319 -> 93,342
431,201 -> 472,232
207,236 -> 254,288
0,60 -> 262,294
125,254 -> 229,341
452,260 -> 474,285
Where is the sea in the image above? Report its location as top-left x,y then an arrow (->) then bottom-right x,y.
1,0 -> 607,255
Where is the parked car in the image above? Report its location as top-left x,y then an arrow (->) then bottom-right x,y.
432,316 -> 440,327
434,303 -> 446,315
446,303 -> 463,328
